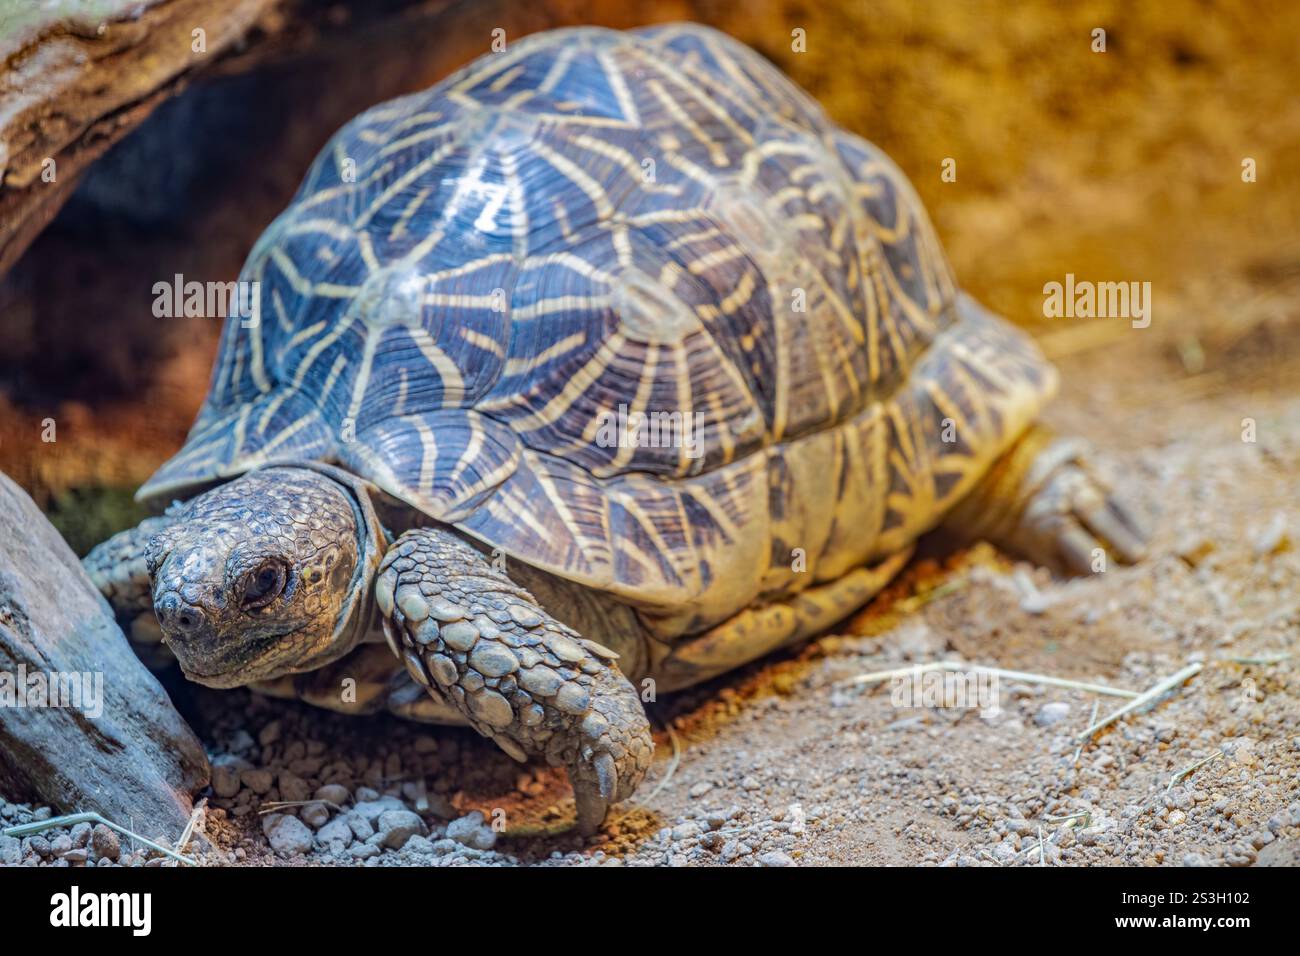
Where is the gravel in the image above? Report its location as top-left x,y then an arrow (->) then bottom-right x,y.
3,321 -> 1298,868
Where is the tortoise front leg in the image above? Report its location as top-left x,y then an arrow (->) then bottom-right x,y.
375,526 -> 653,835
83,511 -> 182,667
943,426 -> 1149,574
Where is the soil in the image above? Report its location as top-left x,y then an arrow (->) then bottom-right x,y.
2,1 -> 1298,866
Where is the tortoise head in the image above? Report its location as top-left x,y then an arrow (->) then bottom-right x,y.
146,465 -> 383,688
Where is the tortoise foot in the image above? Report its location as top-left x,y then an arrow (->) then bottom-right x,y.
947,428 -> 1149,575
376,527 -> 654,835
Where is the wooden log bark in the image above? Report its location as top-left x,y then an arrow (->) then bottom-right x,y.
0,0 -> 469,277
0,0 -> 285,277
0,470 -> 209,839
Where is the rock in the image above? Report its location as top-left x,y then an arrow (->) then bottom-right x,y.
0,472 -> 209,836
70,821 -> 92,847
210,756 -> 248,798
758,850 -> 794,867
401,834 -> 436,856
0,834 -> 21,865
240,769 -> 274,795
345,811 -> 375,841
90,824 -> 120,861
352,796 -> 406,823
263,813 -> 313,857
377,809 -> 426,849
1033,702 -> 1072,728
278,772 -> 311,803
671,822 -> 702,841
257,720 -> 283,748
300,802 -> 331,829
316,817 -> 354,850
446,810 -> 497,850
313,784 -> 351,807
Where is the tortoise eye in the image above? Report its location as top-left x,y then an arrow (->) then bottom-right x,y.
241,561 -> 286,610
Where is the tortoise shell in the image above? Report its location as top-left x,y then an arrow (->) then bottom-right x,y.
141,24 -> 1054,638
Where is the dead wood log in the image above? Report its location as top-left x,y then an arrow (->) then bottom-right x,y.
0,470 -> 209,839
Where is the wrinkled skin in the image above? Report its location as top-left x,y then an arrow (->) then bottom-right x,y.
147,468 -> 365,687
134,464 -> 655,832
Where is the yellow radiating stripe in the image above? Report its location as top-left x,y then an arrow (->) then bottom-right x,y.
529,141 -> 614,219
646,79 -> 728,168
663,151 -> 716,189
633,48 -> 754,148
499,150 -> 530,260
511,294 -> 612,322
291,318 -> 354,390
598,48 -> 641,126
489,64 -> 525,93
568,133 -> 683,196
613,486 -> 687,584
252,412 -> 316,460
686,244 -> 748,275
423,253 -> 514,283
394,367 -> 409,417
409,327 -> 467,403
269,248 -> 359,299
505,332 -> 626,431
410,415 -> 438,495
671,339 -> 697,478
271,288 -> 294,334
286,319 -> 327,350
248,257 -> 271,394
345,330 -> 380,427
520,250 -> 616,283
230,403 -> 252,456
355,141 -> 459,230
389,187 -> 431,242
526,452 -> 597,566
608,345 -> 659,469
422,293 -> 507,309
363,122 -> 458,173
503,330 -> 586,376
625,208 -> 710,228
462,328 -> 505,358
664,226 -> 724,250
446,417 -> 483,487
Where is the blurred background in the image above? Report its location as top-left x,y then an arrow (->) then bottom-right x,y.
2,0 -> 1298,553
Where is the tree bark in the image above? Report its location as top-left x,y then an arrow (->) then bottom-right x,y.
0,0 -> 290,276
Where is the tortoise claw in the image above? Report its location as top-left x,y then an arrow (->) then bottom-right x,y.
988,435 -> 1151,575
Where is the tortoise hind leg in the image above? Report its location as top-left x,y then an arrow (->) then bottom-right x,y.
375,526 -> 653,835
942,425 -> 1148,574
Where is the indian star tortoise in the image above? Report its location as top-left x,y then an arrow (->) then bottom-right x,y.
86,24 -> 1147,833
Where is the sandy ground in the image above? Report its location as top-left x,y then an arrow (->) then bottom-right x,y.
5,277 -> 1299,867
2,2 -> 1299,867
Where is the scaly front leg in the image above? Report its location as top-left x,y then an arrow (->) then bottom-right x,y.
375,526 -> 653,834
83,510 -> 182,667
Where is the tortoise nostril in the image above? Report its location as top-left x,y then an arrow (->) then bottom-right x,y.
157,594 -> 207,636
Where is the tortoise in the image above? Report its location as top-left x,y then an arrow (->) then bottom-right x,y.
85,23 -> 1147,833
